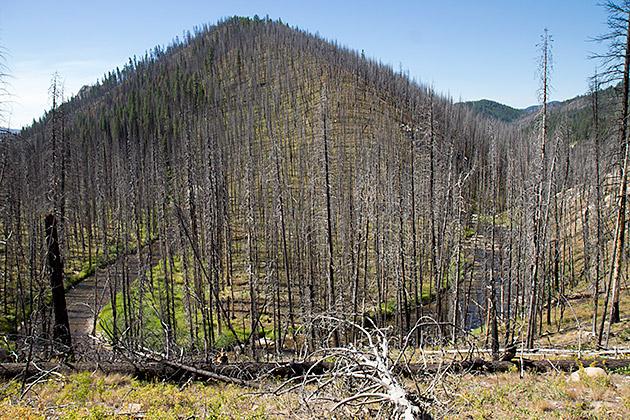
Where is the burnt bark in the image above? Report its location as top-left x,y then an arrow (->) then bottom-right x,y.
44,213 -> 72,358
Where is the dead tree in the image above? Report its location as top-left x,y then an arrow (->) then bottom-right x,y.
44,213 -> 72,358
280,316 -> 434,419
527,28 -> 553,349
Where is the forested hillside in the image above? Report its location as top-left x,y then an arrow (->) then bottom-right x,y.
462,99 -> 526,122
0,16 -> 620,360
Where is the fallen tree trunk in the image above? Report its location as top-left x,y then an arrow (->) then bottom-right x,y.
0,361 -> 162,380
158,359 -> 259,388
0,360 -> 326,382
1,357 -> 628,382
401,357 -> 630,376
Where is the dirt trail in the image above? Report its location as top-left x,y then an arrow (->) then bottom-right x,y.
65,244 -> 161,343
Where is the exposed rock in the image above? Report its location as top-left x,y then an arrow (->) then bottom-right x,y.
568,366 -> 607,382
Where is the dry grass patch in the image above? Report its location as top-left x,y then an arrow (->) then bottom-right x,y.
533,398 -> 556,412
444,369 -> 630,420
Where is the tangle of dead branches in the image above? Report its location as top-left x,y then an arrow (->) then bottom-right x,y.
275,315 -> 445,419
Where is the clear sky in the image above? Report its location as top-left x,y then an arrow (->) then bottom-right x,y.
0,0 -> 610,129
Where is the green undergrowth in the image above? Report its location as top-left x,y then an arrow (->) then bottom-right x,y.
97,256 -> 268,351
65,262 -> 97,288
0,372 -> 280,419
365,289 -> 436,323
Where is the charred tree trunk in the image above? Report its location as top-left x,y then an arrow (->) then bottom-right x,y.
45,213 -> 72,358
527,29 -> 552,349
322,108 -> 340,347
591,74 -> 603,336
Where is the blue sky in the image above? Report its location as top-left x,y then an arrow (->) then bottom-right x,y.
0,0 -> 609,129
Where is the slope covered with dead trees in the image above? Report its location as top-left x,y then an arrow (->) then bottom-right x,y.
0,13 -> 627,367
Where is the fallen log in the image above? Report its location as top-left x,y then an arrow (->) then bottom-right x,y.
0,360 -> 328,383
0,361 -> 164,380
402,357 -> 630,376
157,359 -> 258,388
1,357 -> 628,383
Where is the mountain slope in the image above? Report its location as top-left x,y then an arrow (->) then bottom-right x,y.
2,16 -> 497,351
7,16 -> 613,359
464,86 -> 619,159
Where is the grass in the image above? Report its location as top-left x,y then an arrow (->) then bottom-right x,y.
537,281 -> 630,350
97,255 -> 269,351
0,372 -> 284,420
97,256 -> 195,347
445,369 -> 630,420
1,367 -> 629,420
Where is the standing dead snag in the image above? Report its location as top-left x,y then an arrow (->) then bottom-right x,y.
45,213 -> 72,358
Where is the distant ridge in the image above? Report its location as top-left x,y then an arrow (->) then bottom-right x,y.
522,101 -> 559,114
466,88 -> 616,149
462,99 -> 526,123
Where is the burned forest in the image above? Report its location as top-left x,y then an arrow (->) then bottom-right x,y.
0,11 -> 630,420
